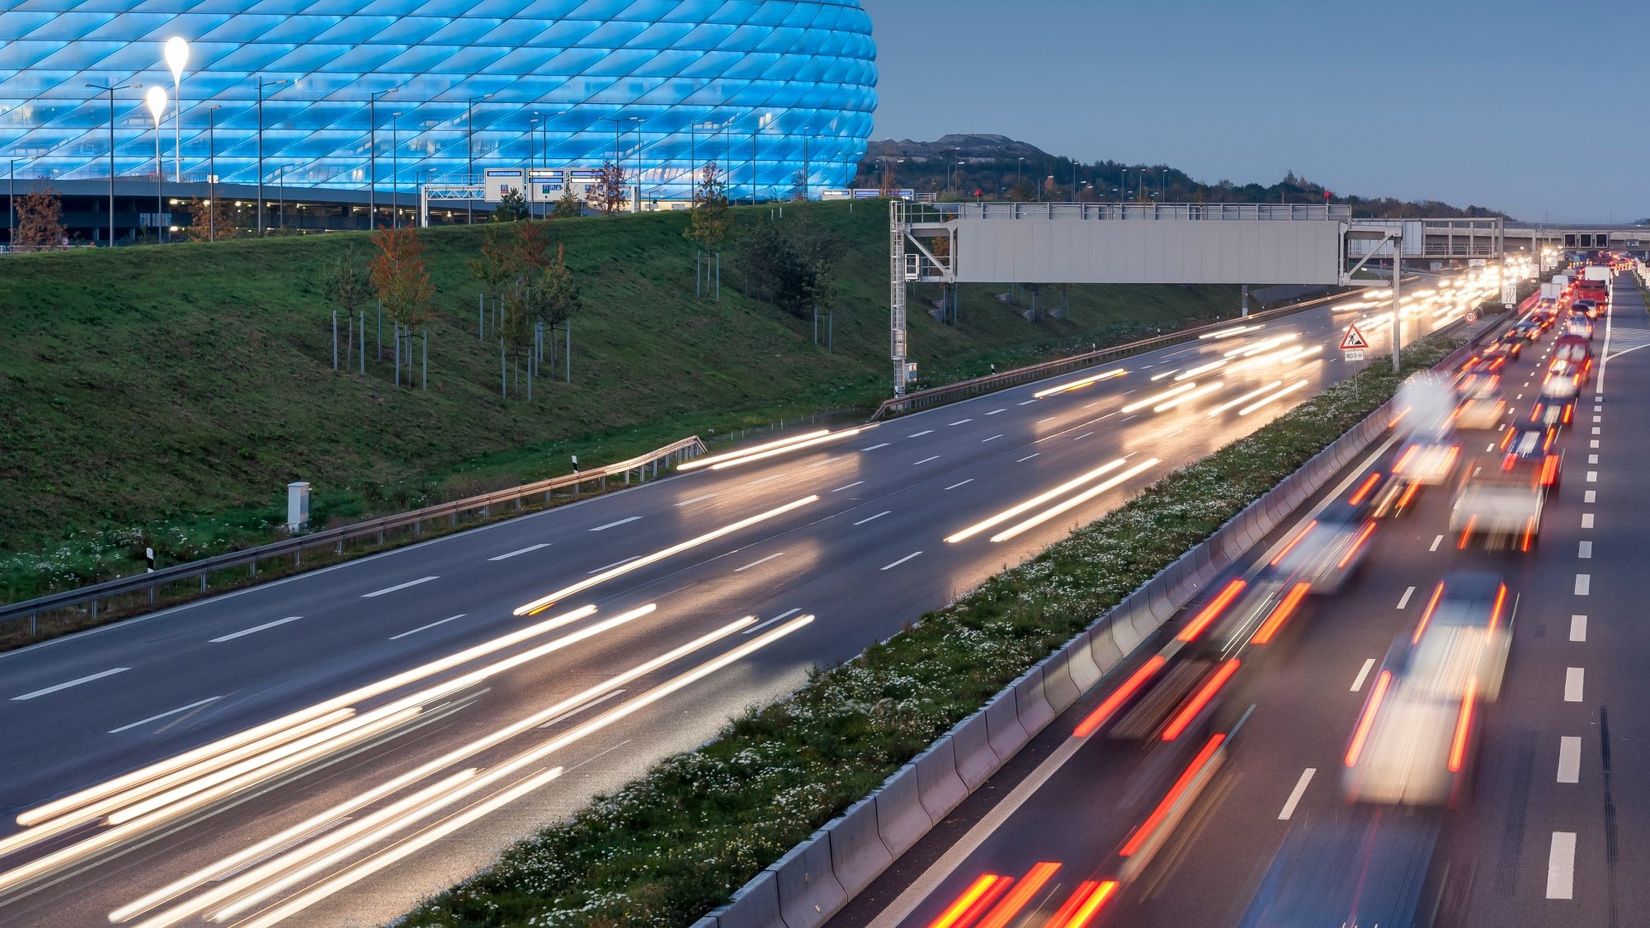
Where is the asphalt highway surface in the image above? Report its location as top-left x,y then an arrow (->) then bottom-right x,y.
0,276 -> 1490,928
830,271 -> 1636,928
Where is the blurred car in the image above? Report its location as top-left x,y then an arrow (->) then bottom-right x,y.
1343,571 -> 1513,806
1552,334 -> 1594,382
1541,369 -> 1581,400
1266,510 -> 1377,594
1510,320 -> 1541,342
1485,336 -> 1523,362
1502,424 -> 1563,493
1454,394 -> 1506,430
1573,299 -> 1599,320
1565,315 -> 1595,340
1529,395 -> 1577,431
1451,466 -> 1543,551
1238,811 -> 1440,928
1392,439 -> 1461,487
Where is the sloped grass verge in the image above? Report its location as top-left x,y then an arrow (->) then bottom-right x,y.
399,335 -> 1459,928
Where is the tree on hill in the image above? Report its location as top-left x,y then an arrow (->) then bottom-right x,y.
552,185 -> 584,219
369,225 -> 435,388
684,160 -> 729,299
183,198 -> 245,242
322,248 -> 372,369
542,243 -> 581,381
590,161 -> 628,215
491,187 -> 529,223
468,224 -> 516,340
12,188 -> 65,250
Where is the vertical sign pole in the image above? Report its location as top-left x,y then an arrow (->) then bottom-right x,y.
1391,233 -> 1402,372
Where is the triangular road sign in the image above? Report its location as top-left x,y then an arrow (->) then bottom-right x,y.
1340,324 -> 1371,351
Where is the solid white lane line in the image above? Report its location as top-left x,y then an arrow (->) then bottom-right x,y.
913,455 -> 941,465
1397,586 -> 1416,610
12,667 -> 130,701
1578,541 -> 1593,559
1571,614 -> 1588,642
488,543 -> 550,561
880,551 -> 923,571
588,555 -> 640,574
948,418 -> 973,426
981,434 -> 1003,443
362,576 -> 438,598
1581,513 -> 1594,529
1351,658 -> 1376,692
945,479 -> 975,491
908,430 -> 934,438
1558,736 -> 1582,784
734,551 -> 786,573
1429,535 -> 1444,552
1575,574 -> 1591,596
388,613 -> 467,641
831,480 -> 865,493
853,511 -> 891,527
107,696 -> 222,734
1585,490 -> 1597,504
860,442 -> 891,451
1017,453 -> 1040,463
210,616 -> 302,642
1278,768 -> 1315,820
588,516 -> 642,532
1565,667 -> 1585,703
986,408 -> 1006,416
743,608 -> 802,635
1547,832 -> 1576,899
675,492 -> 721,508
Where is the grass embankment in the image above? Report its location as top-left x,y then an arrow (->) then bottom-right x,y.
399,333 -> 1462,928
0,202 -> 1242,602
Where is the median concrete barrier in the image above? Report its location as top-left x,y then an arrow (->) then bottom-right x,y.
912,740 -> 968,821
950,711 -> 1001,789
714,869 -> 782,928
984,689 -> 1030,758
773,830 -> 847,928
1086,622 -> 1125,674
1011,668 -> 1056,733
872,765 -> 931,857
1062,630 -> 1103,691
823,798 -> 893,898
1040,645 -> 1084,712
1105,593 -> 1147,653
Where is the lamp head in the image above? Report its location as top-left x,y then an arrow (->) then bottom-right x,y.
145,85 -> 168,124
164,37 -> 189,83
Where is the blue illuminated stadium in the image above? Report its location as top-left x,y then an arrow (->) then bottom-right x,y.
0,0 -> 877,199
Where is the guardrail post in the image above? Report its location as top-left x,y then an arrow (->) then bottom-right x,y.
249,559 -> 257,578
91,599 -> 98,621
148,585 -> 156,606
29,613 -> 36,637
200,575 -> 207,592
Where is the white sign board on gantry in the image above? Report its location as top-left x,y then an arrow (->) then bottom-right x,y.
484,168 -> 524,203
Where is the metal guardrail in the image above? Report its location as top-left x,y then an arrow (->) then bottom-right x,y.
899,201 -> 1352,224
868,289 -> 1353,421
0,435 -> 708,639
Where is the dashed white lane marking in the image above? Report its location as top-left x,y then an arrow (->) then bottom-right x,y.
746,472 -> 787,488
107,696 -> 222,734
1017,453 -> 1040,463
1575,574 -> 1591,596
985,408 -> 1006,416
1074,431 -> 1095,441
1397,586 -> 1416,609
734,551 -> 786,572
1588,454 -> 1599,465
589,516 -> 642,532
1351,658 -> 1376,692
1585,490 -> 1597,504
861,442 -> 891,451
1592,426 -> 1601,436
1586,471 -> 1598,483
1565,667 -> 1585,703
832,480 -> 865,493
1558,736 -> 1582,784
945,479 -> 975,491
389,613 -> 467,641
1018,400 -> 1036,406
209,615 -> 302,642
880,551 -> 924,571
676,492 -> 721,507
1037,416 -> 1057,424
1581,513 -> 1594,529
12,667 -> 130,701
1578,541 -> 1593,559
489,542 -> 550,561
853,510 -> 891,527
588,555 -> 640,574
908,429 -> 934,438
1084,400 -> 1104,409
948,419 -> 973,426
363,576 -> 439,598
1429,535 -> 1444,552
742,607 -> 802,635
1571,614 -> 1588,642
1516,393 -> 1524,401
1590,439 -> 1600,449
1277,767 -> 1316,821
913,455 -> 941,466
981,434 -> 1004,443
1547,832 -> 1576,899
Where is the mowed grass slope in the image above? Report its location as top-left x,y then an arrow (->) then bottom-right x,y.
0,201 -> 1240,596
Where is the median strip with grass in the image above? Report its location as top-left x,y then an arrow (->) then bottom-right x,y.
398,334 -> 1460,928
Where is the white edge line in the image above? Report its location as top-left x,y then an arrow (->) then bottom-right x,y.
743,607 -> 803,635
734,551 -> 786,573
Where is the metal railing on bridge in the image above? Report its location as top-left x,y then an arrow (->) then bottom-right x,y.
900,201 -> 1353,225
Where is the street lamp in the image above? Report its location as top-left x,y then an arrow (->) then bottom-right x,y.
391,111 -> 401,229
145,86 -> 167,242
1016,156 -> 1025,197
85,80 -> 141,246
627,115 -> 643,211
206,104 -> 220,240
164,37 -> 189,183
465,92 -> 491,224
255,76 -> 287,236
367,88 -> 396,229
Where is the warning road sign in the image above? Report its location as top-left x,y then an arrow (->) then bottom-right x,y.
1340,324 -> 1371,351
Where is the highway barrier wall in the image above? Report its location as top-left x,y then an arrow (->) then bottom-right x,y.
692,320 -> 1503,928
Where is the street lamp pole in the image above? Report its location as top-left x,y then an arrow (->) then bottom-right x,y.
207,104 -> 219,240
367,88 -> 396,230
255,76 -> 286,237
145,86 -> 167,242
466,93 -> 489,224
8,158 -> 21,246
86,80 -> 141,246
391,111 -> 401,229
628,115 -> 643,211
164,37 -> 189,183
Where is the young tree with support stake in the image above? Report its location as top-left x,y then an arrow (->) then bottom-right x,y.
552,185 -> 583,219
469,225 -> 515,341
590,161 -> 628,216
541,243 -> 581,382
369,226 -> 434,389
322,248 -> 371,370
684,160 -> 728,299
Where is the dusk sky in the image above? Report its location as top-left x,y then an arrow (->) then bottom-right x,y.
864,0 -> 1647,222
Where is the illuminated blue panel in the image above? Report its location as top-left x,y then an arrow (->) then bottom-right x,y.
0,0 -> 877,199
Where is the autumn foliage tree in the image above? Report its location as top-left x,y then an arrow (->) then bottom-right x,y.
12,188 -> 65,250
184,198 -> 246,242
589,161 -> 629,215
684,160 -> 729,298
369,226 -> 434,386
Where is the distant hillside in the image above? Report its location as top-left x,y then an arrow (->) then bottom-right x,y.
856,133 -> 1506,219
